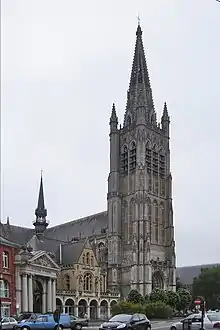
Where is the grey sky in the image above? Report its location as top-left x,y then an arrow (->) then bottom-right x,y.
1,0 -> 220,267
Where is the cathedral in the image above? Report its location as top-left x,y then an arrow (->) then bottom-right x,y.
0,23 -> 176,316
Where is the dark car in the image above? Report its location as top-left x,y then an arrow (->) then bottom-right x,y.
100,314 -> 151,330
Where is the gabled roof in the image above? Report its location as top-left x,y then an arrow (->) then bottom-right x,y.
61,239 -> 86,265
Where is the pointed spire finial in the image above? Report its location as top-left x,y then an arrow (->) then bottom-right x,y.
34,171 -> 48,233
110,102 -> 118,127
137,14 -> 140,26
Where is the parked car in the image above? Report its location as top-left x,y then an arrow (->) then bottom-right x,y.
70,315 -> 88,328
0,317 -> 17,330
16,314 -> 41,323
170,312 -> 220,330
100,313 -> 151,330
14,313 -> 85,330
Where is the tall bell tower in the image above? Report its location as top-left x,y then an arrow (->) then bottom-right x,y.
107,23 -> 176,297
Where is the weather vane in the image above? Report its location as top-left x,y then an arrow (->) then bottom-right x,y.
137,14 -> 140,26
40,169 -> 43,176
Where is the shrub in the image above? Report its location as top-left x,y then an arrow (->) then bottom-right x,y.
150,288 -> 168,304
166,290 -> 180,309
127,289 -> 144,304
145,301 -> 173,319
177,288 -> 192,312
111,301 -> 145,316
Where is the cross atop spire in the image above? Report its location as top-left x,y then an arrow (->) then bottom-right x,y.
33,171 -> 48,234
124,23 -> 156,126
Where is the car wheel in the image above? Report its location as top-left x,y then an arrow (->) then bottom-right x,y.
22,327 -> 30,330
146,326 -> 151,330
75,324 -> 82,330
171,327 -> 176,330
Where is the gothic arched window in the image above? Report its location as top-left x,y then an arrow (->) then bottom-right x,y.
82,254 -> 85,264
153,200 -> 159,244
83,273 -> 92,291
122,201 -> 128,242
121,145 -> 128,175
127,115 -> 131,128
160,203 -> 165,245
86,252 -> 90,265
129,199 -> 135,239
90,255 -> 94,267
129,141 -> 136,171
64,274 -> 70,290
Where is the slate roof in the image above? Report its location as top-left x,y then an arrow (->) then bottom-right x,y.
61,239 -> 87,265
0,235 -> 21,248
45,211 -> 108,241
0,223 -> 34,245
177,263 -> 220,285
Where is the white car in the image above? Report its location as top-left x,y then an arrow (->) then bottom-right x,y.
0,317 -> 17,330
170,313 -> 220,330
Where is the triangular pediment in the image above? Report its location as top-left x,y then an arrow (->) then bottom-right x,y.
28,251 -> 60,270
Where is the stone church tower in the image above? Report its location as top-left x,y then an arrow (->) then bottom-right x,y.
107,23 -> 176,297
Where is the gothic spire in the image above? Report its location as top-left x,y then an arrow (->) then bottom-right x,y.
124,23 -> 156,126
34,171 -> 48,233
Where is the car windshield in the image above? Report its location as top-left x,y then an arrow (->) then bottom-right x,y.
207,314 -> 220,322
109,315 -> 131,322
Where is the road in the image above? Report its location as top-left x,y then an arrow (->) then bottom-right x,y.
84,320 -> 176,330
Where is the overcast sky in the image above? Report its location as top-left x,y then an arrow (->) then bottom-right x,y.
1,0 -> 220,267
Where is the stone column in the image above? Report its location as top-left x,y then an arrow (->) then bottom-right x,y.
42,280 -> 47,313
52,279 -> 56,311
22,274 -> 28,312
74,305 -> 78,317
47,278 -> 52,312
86,304 -> 90,319
108,305 -> 111,318
28,274 -> 33,312
15,271 -> 22,313
97,305 -> 100,319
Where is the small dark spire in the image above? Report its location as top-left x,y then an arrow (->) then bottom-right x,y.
33,171 -> 48,234
109,103 -> 118,130
161,102 -> 170,121
6,216 -> 10,225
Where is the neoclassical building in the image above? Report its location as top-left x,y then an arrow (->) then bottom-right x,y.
0,22 -> 176,316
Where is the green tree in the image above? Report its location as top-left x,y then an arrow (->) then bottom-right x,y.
192,266 -> 220,309
177,288 -> 192,311
166,290 -> 180,309
150,288 -> 167,303
127,289 -> 144,304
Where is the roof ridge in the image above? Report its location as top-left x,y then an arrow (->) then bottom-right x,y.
48,210 -> 107,229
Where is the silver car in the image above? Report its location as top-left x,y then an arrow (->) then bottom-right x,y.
170,313 -> 220,330
0,317 -> 17,330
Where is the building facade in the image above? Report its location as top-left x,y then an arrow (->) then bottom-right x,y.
0,235 -> 19,316
0,23 -> 176,314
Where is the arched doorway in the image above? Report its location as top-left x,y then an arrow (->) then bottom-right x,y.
33,280 -> 43,313
90,300 -> 98,320
152,271 -> 164,290
78,299 -> 87,318
65,299 -> 74,314
56,298 -> 63,313
110,300 -> 117,317
100,300 -> 108,319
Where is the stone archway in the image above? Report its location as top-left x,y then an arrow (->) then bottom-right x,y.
33,279 -> 43,313
78,299 -> 87,318
152,271 -> 164,290
65,298 -> 74,314
90,300 -> 98,320
56,298 -> 63,312
100,300 -> 108,319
